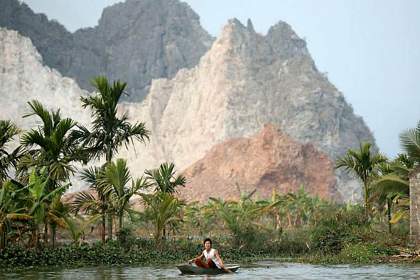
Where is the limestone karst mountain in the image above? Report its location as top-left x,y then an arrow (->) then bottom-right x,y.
0,0 -> 213,101
121,19 -> 375,201
0,2 -> 376,201
179,124 -> 339,202
0,28 -> 90,131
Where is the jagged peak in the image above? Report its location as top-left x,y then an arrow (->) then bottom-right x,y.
99,0 -> 201,25
226,18 -> 246,29
266,20 -> 309,58
246,18 -> 255,32
267,20 -> 302,41
219,18 -> 255,39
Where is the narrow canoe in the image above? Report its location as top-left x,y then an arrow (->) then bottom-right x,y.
177,264 -> 240,275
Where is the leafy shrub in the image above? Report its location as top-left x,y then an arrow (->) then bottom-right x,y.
310,205 -> 368,254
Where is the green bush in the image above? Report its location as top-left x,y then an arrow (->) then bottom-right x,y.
338,243 -> 398,263
310,205 -> 368,254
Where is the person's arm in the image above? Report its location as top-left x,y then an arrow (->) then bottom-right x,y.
189,253 -> 203,263
215,250 -> 232,272
215,250 -> 225,268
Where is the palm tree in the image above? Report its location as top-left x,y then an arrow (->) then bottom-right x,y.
145,162 -> 186,194
142,192 -> 184,246
209,196 -> 263,247
400,123 -> 420,244
372,155 -> 412,233
79,76 -> 149,164
98,159 -> 151,237
400,121 -> 420,164
64,214 -> 101,246
0,120 -> 22,184
336,142 -> 386,217
79,77 -> 149,241
21,100 -> 86,185
48,194 -> 68,248
20,100 -> 85,244
73,167 -> 108,243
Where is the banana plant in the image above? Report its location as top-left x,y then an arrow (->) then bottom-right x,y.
26,169 -> 67,247
0,181 -> 31,249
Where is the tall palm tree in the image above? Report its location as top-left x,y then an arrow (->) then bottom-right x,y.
336,142 -> 386,217
400,123 -> 420,242
79,76 -> 149,163
0,120 -> 22,184
98,159 -> 151,236
21,100 -> 85,244
145,162 -> 186,194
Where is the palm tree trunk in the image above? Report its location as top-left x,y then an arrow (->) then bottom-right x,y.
44,221 -> 48,245
0,229 -> 6,250
364,182 -> 369,218
119,212 -> 123,233
31,226 -> 39,248
101,213 -> 106,244
387,198 -> 392,234
107,214 -> 113,241
287,213 -> 292,228
51,225 -> 56,248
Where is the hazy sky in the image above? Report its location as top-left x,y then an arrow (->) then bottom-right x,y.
23,0 -> 420,157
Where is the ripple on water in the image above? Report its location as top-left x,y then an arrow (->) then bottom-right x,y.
1,262 -> 420,280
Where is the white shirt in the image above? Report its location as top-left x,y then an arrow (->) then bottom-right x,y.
203,248 -> 221,268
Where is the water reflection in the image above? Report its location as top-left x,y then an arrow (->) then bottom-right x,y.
1,262 -> 420,280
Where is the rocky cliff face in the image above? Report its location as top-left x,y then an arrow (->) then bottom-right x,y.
0,28 -> 90,130
180,124 -> 339,202
121,19 -> 375,201
0,0 -> 213,101
0,11 -> 375,201
0,28 -> 92,191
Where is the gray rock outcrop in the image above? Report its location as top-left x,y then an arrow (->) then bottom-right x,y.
0,0 -> 213,101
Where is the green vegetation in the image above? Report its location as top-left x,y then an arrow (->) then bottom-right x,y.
0,77 -> 419,269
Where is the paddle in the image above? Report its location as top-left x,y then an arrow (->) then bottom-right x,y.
221,266 -> 233,273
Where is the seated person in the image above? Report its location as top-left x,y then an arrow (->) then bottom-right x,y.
189,238 -> 226,270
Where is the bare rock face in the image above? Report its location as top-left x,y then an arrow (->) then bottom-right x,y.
0,28 -> 90,130
0,0 -> 213,101
0,16 -> 375,201
0,28 -> 92,191
179,124 -> 339,202
122,19 -> 375,201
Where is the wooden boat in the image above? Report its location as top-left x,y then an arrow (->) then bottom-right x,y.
176,264 -> 240,274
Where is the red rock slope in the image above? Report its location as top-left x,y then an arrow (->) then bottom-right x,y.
179,124 -> 340,202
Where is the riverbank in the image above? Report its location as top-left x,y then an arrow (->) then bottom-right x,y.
0,238 -> 418,271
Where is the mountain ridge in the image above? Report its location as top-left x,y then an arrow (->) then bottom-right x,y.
0,0 -> 213,101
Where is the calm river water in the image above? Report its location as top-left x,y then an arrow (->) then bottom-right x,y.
1,261 -> 420,279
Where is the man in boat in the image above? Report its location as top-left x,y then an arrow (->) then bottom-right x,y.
189,238 -> 228,270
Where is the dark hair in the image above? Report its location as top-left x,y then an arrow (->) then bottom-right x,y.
203,238 -> 212,245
